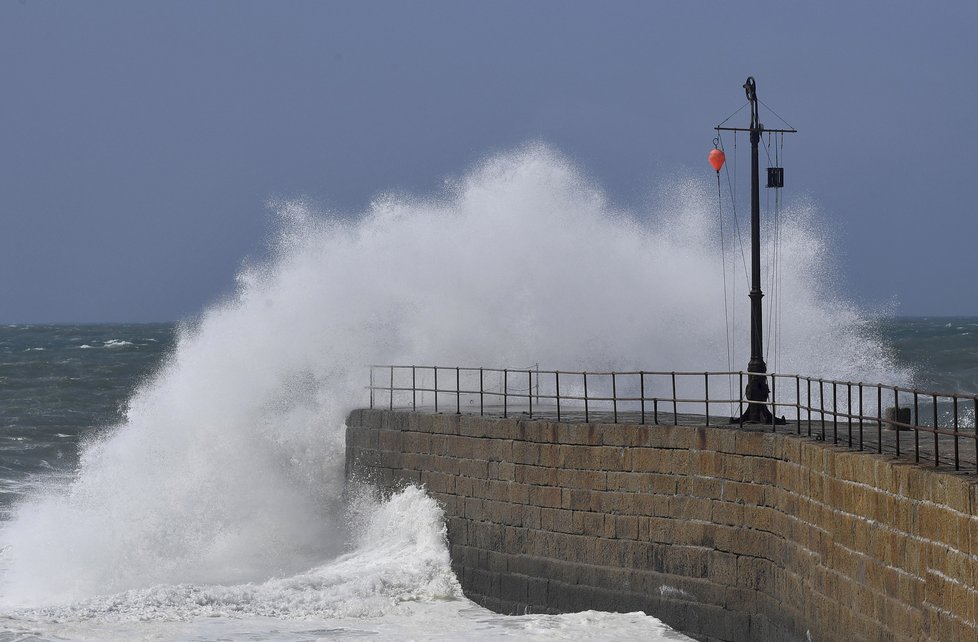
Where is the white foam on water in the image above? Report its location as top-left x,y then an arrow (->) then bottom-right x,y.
0,145 -> 904,636
0,486 -> 691,640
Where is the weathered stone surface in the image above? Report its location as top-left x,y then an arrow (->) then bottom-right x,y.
346,409 -> 978,642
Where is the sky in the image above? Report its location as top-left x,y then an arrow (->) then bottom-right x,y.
0,1 -> 976,322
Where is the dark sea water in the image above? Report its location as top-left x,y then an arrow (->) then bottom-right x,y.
0,324 -> 175,514
879,316 -> 978,395
0,318 -> 974,516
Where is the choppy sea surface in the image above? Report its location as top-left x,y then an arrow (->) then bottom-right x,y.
0,319 -> 973,640
0,324 -> 695,641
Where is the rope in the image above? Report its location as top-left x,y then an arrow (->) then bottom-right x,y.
716,167 -> 734,412
717,132 -> 750,283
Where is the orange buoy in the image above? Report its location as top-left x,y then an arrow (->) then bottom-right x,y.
709,148 -> 726,173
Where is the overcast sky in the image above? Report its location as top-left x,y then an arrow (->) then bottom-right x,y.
1,1 -> 976,322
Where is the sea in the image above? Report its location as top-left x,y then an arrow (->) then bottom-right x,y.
0,148 -> 974,641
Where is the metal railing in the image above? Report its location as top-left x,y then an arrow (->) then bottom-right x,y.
367,365 -> 978,474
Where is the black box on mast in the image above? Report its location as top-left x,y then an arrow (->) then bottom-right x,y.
766,167 -> 784,188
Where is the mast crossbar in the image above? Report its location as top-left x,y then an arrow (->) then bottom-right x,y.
715,126 -> 797,134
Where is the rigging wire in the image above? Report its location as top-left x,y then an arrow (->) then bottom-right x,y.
764,132 -> 774,365
775,131 -> 784,364
717,132 -> 750,284
758,98 -> 796,131
759,129 -> 786,373
716,102 -> 750,129
716,132 -> 745,414
715,153 -> 734,411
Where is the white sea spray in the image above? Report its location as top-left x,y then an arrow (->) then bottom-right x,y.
0,145 -> 903,638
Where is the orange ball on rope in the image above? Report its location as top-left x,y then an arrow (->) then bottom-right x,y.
709,148 -> 726,173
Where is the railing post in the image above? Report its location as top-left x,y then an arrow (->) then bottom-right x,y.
640,372 -> 646,424
847,382 -> 852,447
876,386 -> 882,454
672,372 -> 678,425
832,382 -> 838,444
456,367 -> 461,415
932,393 -> 939,467
953,396 -> 960,471
770,374 -> 777,431
583,372 -> 589,423
503,369 -> 508,419
796,375 -> 802,435
479,368 -> 484,416
913,391 -> 920,463
738,371 -> 744,426
612,373 -> 618,424
893,387 -> 900,457
412,366 -> 417,410
704,373 -> 710,426
819,379 -> 826,441
858,383 -> 864,451
369,367 -> 375,409
556,371 -> 561,422
806,377 -> 812,437
389,366 -> 395,410
434,367 -> 439,413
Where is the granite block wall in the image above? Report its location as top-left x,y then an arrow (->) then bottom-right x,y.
345,409 -> 978,642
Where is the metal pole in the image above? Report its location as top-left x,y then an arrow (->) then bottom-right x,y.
583,372 -> 589,423
556,371 -> 561,422
640,372 -> 646,424
672,372 -> 678,425
847,382 -> 852,447
725,77 -> 784,426
832,382 -> 838,444
953,396 -> 960,471
612,373 -> 618,424
704,373 -> 710,426
876,386 -> 882,454
914,391 -> 920,463
893,388 -> 900,457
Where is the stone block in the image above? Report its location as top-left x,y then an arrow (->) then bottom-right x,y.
558,468 -> 607,491
692,476 -> 724,500
561,487 -> 592,511
529,485 -> 562,509
600,446 -> 631,471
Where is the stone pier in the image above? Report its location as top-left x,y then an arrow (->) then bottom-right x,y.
346,408 -> 978,642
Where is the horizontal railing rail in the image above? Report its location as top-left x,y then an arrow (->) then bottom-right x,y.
366,365 -> 978,474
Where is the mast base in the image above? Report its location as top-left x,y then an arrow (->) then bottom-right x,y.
729,370 -> 787,425
730,405 -> 787,425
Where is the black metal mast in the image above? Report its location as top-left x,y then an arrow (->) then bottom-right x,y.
716,77 -> 795,424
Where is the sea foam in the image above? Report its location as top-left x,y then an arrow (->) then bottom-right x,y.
0,146 -> 905,626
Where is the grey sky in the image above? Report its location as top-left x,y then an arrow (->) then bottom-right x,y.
1,1 -> 975,322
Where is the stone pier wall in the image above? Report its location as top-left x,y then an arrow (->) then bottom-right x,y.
345,409 -> 978,642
